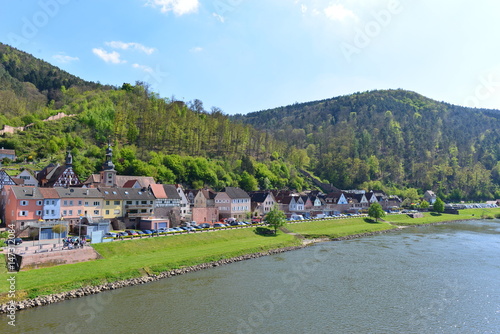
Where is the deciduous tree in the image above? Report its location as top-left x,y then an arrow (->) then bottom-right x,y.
264,205 -> 287,234
368,202 -> 385,222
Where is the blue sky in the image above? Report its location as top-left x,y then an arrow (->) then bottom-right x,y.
1,0 -> 500,115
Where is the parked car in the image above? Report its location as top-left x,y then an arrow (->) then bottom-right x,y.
4,238 -> 23,245
213,223 -> 226,228
117,231 -> 128,237
200,223 -> 211,229
105,232 -> 117,238
149,229 -> 158,234
126,230 -> 138,236
191,225 -> 203,230
142,230 -> 153,235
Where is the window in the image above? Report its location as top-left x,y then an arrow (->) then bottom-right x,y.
78,200 -> 82,205
114,209 -> 120,215
106,201 -> 110,205
69,200 -> 73,205
51,210 -> 55,215
20,200 -> 28,206
77,210 -> 82,215
45,200 -> 50,205
126,201 -> 132,205
141,201 -> 147,205
45,210 -> 49,215
69,210 -> 73,215
94,201 -> 100,206
19,211 -> 28,216
36,200 -> 42,206
63,210 -> 67,216
36,210 -> 42,216
94,210 -> 99,215
84,201 -> 89,206
63,200 -> 68,206
114,201 -> 120,205
105,210 -> 110,215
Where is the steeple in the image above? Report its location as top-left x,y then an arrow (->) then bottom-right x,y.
65,150 -> 73,167
101,143 -> 117,187
102,142 -> 115,170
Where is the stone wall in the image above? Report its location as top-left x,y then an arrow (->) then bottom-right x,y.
16,247 -> 101,271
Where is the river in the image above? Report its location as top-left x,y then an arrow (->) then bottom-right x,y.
3,220 -> 500,334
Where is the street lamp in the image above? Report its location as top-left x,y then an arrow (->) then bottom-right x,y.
79,214 -> 84,241
38,218 -> 43,249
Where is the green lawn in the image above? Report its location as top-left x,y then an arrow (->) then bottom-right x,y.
385,207 -> 500,226
0,229 -> 299,302
287,218 -> 395,239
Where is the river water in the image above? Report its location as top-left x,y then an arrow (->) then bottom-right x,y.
3,220 -> 500,334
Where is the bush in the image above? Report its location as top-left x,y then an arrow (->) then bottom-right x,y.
495,213 -> 500,219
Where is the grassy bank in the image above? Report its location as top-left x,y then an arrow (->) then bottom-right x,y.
385,207 -> 500,226
0,229 -> 300,302
287,218 -> 395,239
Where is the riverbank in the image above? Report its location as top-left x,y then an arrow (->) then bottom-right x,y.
1,208 -> 499,314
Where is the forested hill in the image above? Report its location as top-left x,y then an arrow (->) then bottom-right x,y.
0,43 -> 303,193
234,89 -> 500,200
2,41 -> 500,200
0,42 -> 108,124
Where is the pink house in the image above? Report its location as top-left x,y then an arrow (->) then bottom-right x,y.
214,187 -> 250,220
192,188 -> 219,224
1,186 -> 44,236
55,188 -> 104,226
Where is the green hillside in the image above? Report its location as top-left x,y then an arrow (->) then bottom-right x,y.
235,90 -> 500,200
0,43 -> 307,192
2,41 -> 500,200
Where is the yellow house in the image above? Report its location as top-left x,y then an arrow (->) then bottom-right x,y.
99,187 -> 124,219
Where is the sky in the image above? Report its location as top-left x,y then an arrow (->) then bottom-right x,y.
1,0 -> 500,115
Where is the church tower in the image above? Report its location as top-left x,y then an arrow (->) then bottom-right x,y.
100,143 -> 117,187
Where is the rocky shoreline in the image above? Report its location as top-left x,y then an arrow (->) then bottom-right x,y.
0,245 -> 307,314
0,221 -> 464,314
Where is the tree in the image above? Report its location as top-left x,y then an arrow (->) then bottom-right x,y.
52,224 -> 68,235
368,202 -> 385,222
419,200 -> 430,210
433,197 -> 445,213
0,231 -> 9,241
264,205 -> 287,234
239,171 -> 258,192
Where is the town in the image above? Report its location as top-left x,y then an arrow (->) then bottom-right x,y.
0,145 -> 410,244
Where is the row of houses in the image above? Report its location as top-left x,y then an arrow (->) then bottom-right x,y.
1,181 -> 402,237
0,147 -> 402,237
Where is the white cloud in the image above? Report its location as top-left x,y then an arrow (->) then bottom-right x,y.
324,4 -> 358,22
190,46 -> 203,53
92,48 -> 126,64
53,54 -> 79,63
212,12 -> 225,23
105,41 -> 156,55
301,4 -> 308,13
132,63 -> 154,73
145,0 -> 199,16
